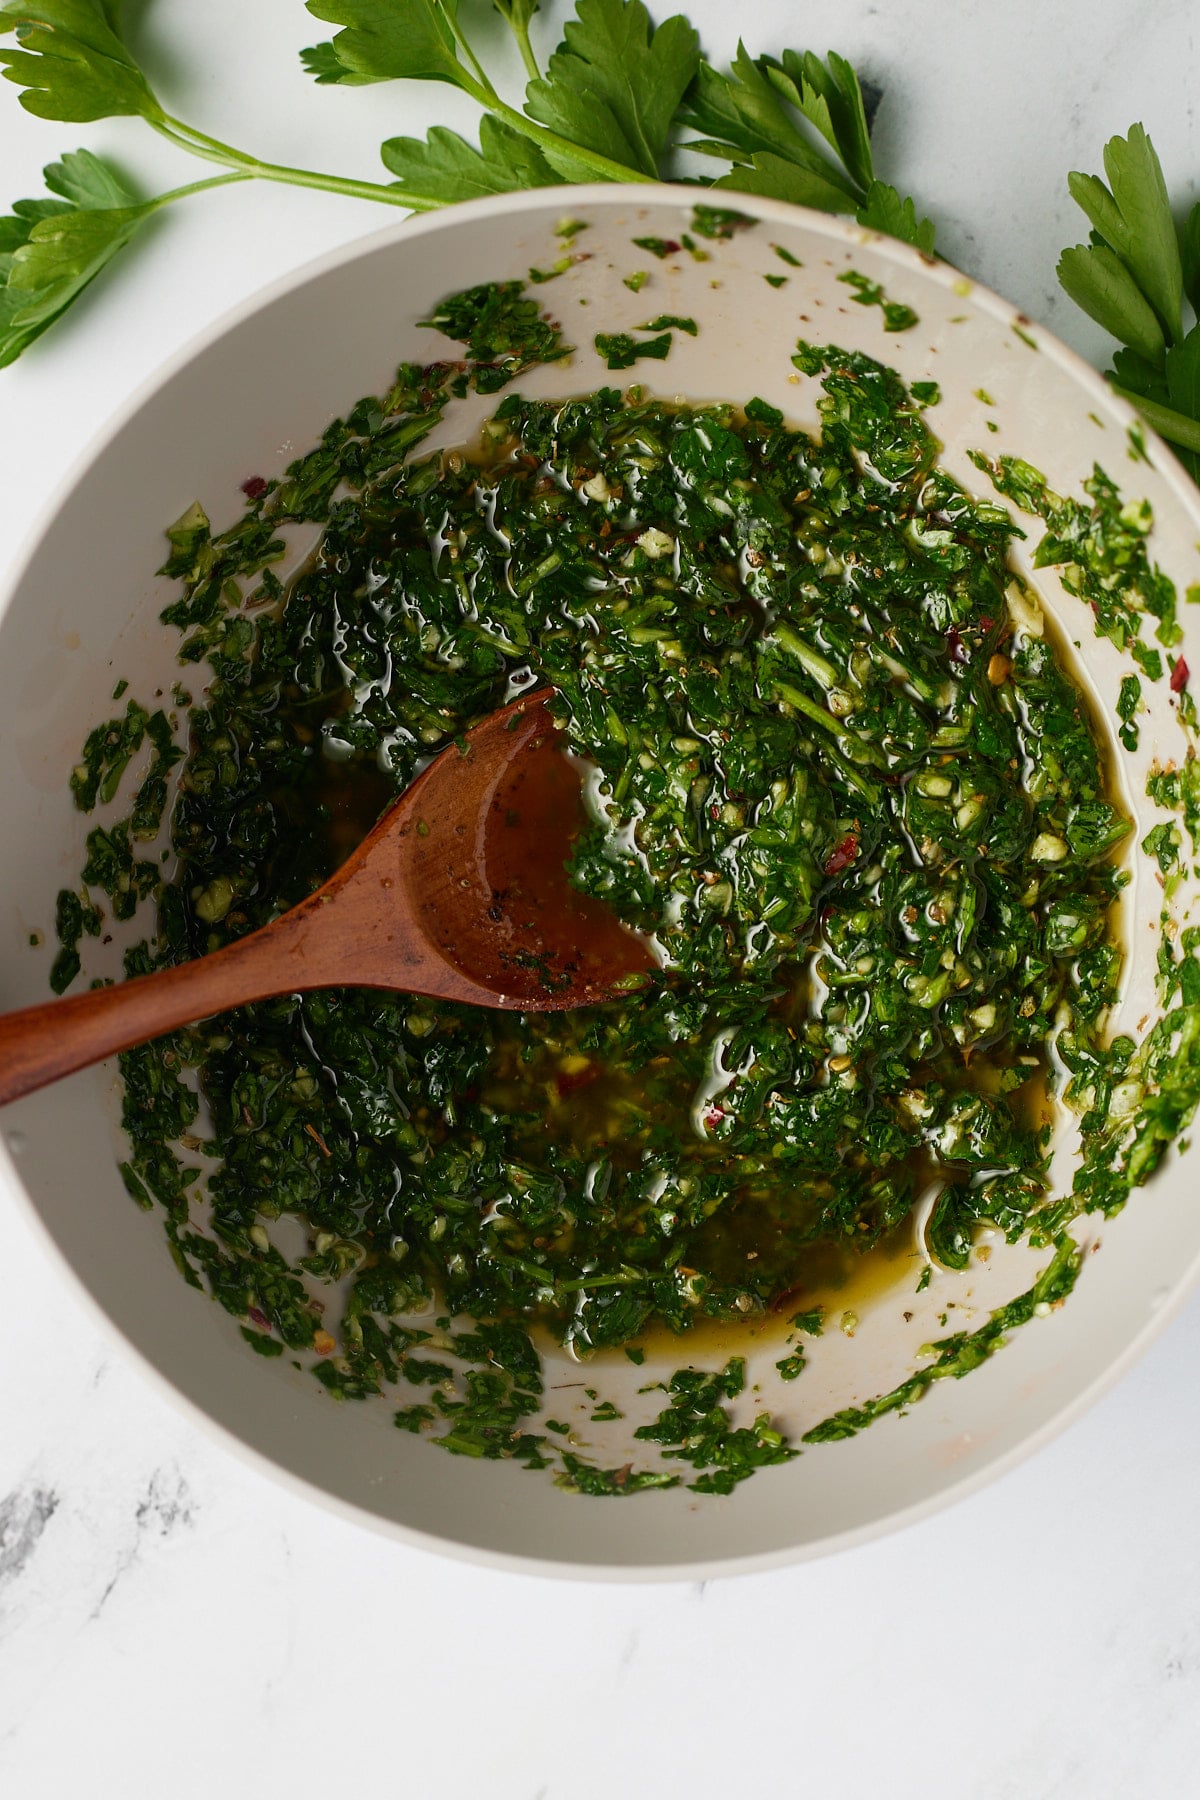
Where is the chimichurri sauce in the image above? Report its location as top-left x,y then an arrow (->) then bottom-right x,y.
130,353 -> 1129,1356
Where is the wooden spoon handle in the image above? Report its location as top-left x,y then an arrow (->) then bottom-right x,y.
0,851 -> 507,1110
0,926 -> 305,1109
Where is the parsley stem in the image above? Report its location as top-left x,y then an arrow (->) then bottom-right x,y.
1110,383 -> 1200,454
507,16 -> 542,83
438,9 -> 500,101
154,172 -> 253,207
151,116 -> 443,213
771,678 -> 888,768
553,1269 -> 651,1293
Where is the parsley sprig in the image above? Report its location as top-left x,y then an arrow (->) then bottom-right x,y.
0,147 -> 239,367
1057,124 -> 1200,478
675,43 -> 934,249
0,0 -> 932,368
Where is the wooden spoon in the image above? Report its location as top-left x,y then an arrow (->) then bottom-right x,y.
0,691 -> 654,1109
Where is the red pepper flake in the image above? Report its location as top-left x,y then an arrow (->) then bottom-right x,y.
247,1307 -> 270,1330
704,1106 -> 726,1130
661,240 -> 682,255
823,832 -> 859,876
945,625 -> 969,664
1171,656 -> 1190,693
240,475 -> 268,499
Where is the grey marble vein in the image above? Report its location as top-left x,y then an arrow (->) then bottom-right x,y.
92,1465 -> 196,1619
0,1485 -> 57,1597
135,1466 -> 196,1539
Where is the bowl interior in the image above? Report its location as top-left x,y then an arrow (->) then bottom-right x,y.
3,187 -> 1199,1575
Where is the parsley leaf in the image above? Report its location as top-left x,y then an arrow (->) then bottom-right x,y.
525,0 -> 700,180
302,0 -> 470,90
381,116 -> 563,203
1182,201 -> 1200,314
759,48 -> 873,194
1067,125 -> 1183,346
1058,243 -> 1167,367
681,49 -> 858,207
681,42 -> 933,252
719,151 -> 862,215
43,143 -> 134,208
0,0 -> 159,121
1166,323 -> 1200,424
856,179 -> 936,254
1059,127 -> 1200,470
0,150 -> 155,367
5,202 -> 154,317
1109,347 -> 1168,407
300,38 -> 375,85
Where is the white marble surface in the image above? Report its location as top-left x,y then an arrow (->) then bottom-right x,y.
2,3 -> 1200,1793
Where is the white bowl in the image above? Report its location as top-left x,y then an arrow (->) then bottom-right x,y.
3,185 -> 1199,1578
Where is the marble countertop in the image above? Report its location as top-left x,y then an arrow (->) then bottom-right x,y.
3,4 -> 1200,1794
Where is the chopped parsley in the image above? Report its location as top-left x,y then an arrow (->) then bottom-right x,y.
418,280 -> 571,393
690,205 -> 755,241
57,276 -> 1193,1495
803,1235 -> 1082,1440
633,1358 -> 795,1492
632,236 -> 681,259
638,314 -> 698,335
1117,672 -> 1143,751
837,268 -> 919,332
970,452 -> 1181,661
593,330 -> 673,369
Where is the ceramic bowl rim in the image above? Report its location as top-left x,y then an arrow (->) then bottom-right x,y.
4,181 -> 1200,1581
